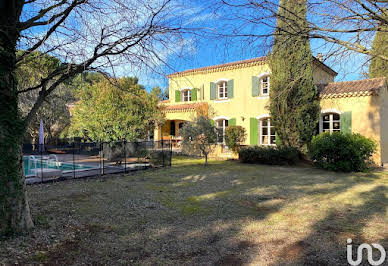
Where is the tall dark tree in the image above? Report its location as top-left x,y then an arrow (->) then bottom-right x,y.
0,0 -> 189,235
0,0 -> 34,234
369,11 -> 388,80
269,0 -> 320,151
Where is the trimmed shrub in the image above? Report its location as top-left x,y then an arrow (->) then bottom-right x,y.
225,125 -> 247,154
239,146 -> 299,165
308,132 -> 377,172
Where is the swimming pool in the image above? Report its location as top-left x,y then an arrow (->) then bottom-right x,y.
23,156 -> 95,177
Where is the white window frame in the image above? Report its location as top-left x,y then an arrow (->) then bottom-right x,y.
214,117 -> 229,143
181,89 -> 191,102
216,80 -> 228,100
256,72 -> 271,97
257,116 -> 276,145
260,75 -> 270,96
319,109 -> 342,133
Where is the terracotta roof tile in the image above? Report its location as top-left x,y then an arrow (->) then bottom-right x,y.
163,102 -> 205,112
318,77 -> 387,98
167,56 -> 337,77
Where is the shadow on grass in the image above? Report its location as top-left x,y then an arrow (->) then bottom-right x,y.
4,156 -> 388,265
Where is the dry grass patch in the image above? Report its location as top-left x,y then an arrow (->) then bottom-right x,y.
1,156 -> 388,265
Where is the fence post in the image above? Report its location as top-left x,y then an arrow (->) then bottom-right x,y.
102,142 -> 105,175
170,141 -> 172,167
124,140 -> 126,174
72,142 -> 75,179
161,139 -> 165,167
40,144 -> 43,183
99,141 -> 102,176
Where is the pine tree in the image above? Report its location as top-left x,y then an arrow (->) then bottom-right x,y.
269,0 -> 320,151
369,12 -> 388,80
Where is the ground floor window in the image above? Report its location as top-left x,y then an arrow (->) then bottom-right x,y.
322,113 -> 340,133
259,118 -> 276,145
170,121 -> 176,136
216,119 -> 228,143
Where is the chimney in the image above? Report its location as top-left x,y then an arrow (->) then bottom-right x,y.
317,53 -> 323,62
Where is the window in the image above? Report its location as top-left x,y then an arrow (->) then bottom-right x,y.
170,121 -> 176,136
259,118 -> 276,145
260,76 -> 270,95
216,119 -> 228,143
217,81 -> 228,99
182,89 -> 191,102
322,113 -> 340,133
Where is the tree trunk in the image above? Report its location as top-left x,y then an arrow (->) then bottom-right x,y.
204,153 -> 208,166
0,0 -> 34,234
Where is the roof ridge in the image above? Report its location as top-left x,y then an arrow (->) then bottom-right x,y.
325,77 -> 386,85
168,55 -> 337,77
167,56 -> 267,77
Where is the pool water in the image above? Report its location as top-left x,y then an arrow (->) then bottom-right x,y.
23,156 -> 94,176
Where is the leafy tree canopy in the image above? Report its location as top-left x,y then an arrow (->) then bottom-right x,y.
369,12 -> 388,80
67,77 -> 164,142
180,115 -> 217,165
16,51 -> 75,143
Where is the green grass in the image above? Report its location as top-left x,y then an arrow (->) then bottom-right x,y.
1,156 -> 388,265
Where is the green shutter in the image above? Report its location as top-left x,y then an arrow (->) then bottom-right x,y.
227,79 -> 234,98
340,111 -> 352,134
175,90 -> 180,102
252,76 -> 259,96
210,82 -> 216,100
250,118 -> 258,145
229,118 -> 236,126
191,88 -> 197,101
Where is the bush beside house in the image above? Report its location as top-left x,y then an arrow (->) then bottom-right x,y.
225,126 -> 247,154
239,146 -> 299,165
308,132 -> 377,172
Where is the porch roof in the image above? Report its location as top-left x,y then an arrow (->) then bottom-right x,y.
318,77 -> 387,98
163,102 -> 206,113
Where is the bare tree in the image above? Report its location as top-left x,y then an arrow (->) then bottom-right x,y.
0,0 -> 194,234
211,0 -> 388,64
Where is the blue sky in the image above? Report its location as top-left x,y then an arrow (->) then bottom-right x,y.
20,0 -> 373,91
139,1 -> 372,91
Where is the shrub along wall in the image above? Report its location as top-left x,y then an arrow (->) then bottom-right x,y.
308,132 -> 377,172
239,146 -> 299,165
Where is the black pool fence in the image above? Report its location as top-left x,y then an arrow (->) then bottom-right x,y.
23,140 -> 172,184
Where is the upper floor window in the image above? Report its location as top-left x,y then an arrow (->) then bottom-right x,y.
260,75 -> 270,96
259,117 -> 276,145
217,81 -> 228,99
322,113 -> 340,133
182,89 -> 191,102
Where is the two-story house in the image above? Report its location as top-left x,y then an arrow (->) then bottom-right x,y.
154,56 -> 388,165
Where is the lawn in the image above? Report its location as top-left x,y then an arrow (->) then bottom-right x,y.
1,157 -> 388,265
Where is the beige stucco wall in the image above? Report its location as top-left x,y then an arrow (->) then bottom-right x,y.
320,95 -> 382,165
379,86 -> 388,165
312,64 -> 335,84
164,62 -> 336,146
160,61 -> 385,165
